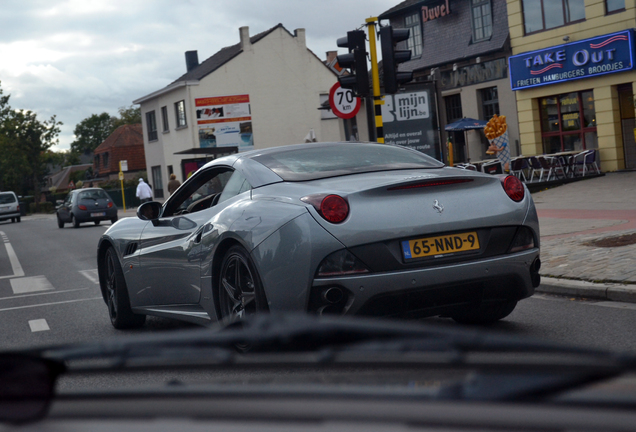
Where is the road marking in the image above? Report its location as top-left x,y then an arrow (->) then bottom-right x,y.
0,231 -> 24,279
0,297 -> 102,312
28,319 -> 50,332
79,269 -> 99,284
11,275 -> 54,294
0,288 -> 90,302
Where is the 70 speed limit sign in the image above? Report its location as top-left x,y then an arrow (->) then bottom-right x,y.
328,82 -> 361,119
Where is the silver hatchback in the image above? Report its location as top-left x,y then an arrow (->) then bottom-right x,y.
0,192 -> 21,223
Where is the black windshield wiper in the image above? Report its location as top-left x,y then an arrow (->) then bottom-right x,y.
9,313 -> 636,403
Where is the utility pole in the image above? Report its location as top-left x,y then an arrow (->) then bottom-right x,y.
365,17 -> 384,143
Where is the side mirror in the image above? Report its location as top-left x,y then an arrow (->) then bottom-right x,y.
137,201 -> 162,221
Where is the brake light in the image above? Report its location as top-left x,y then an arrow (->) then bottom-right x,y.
388,178 -> 473,190
501,175 -> 524,202
300,194 -> 350,224
78,204 -> 88,210
107,202 -> 113,208
16,205 -> 19,211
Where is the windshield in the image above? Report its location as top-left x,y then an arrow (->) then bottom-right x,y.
251,143 -> 443,181
2,1 -> 636,428
0,193 -> 16,204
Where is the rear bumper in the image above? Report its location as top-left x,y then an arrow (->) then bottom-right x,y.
75,208 -> 118,222
309,248 -> 540,318
0,211 -> 20,220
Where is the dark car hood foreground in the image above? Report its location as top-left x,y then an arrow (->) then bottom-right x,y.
3,313 -> 636,426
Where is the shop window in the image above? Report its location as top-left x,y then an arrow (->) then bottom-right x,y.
145,111 -> 158,141
606,0 -> 625,14
481,87 -> 499,119
161,106 -> 169,132
175,100 -> 187,128
404,13 -> 422,58
539,90 -> 597,154
151,166 -> 164,199
521,0 -> 585,34
471,0 -> 493,42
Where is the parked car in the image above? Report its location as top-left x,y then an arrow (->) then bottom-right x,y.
97,142 -> 540,329
57,188 -> 118,228
0,191 -> 21,223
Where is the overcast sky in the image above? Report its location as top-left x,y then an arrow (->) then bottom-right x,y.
0,0 -> 398,151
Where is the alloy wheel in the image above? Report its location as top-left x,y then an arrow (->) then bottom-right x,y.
220,253 -> 257,321
105,250 -> 118,321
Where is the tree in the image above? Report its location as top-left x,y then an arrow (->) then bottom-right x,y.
113,105 -> 141,128
70,112 -> 116,155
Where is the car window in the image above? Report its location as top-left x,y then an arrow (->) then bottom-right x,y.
78,190 -> 109,201
64,193 -> 73,206
163,168 -> 233,217
218,171 -> 251,204
0,193 -> 16,204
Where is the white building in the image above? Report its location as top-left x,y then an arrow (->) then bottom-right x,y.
134,24 -> 368,199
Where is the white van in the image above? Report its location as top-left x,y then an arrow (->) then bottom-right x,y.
0,192 -> 21,223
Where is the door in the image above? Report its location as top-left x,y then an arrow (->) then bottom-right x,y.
618,84 -> 636,169
136,167 -> 234,306
58,193 -> 74,222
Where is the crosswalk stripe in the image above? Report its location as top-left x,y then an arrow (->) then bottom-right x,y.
79,269 -> 100,285
28,319 -> 50,332
11,275 -> 54,294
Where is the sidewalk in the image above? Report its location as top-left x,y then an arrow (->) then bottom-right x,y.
532,171 -> 636,302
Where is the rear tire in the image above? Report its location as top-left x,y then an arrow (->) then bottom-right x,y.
57,215 -> 64,228
111,216 -> 118,224
103,247 -> 146,329
94,220 -> 100,225
17,216 -> 20,223
450,300 -> 518,325
72,215 -> 80,228
10,218 -> 14,223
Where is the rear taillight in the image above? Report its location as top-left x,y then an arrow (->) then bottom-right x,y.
107,202 -> 113,208
301,194 -> 349,224
509,226 -> 535,253
316,249 -> 369,277
500,175 -> 524,202
16,205 -> 19,211
78,204 -> 88,210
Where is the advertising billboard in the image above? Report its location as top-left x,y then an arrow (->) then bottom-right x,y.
195,94 -> 253,151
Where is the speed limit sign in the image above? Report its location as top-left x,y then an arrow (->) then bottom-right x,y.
328,82 -> 361,119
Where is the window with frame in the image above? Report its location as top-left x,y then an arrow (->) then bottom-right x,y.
151,166 -> 164,199
445,94 -> 463,122
539,90 -> 597,154
521,0 -> 585,34
404,13 -> 422,58
471,0 -> 493,42
161,106 -> 169,132
175,100 -> 187,128
103,152 -> 109,168
481,87 -> 499,119
606,0 -> 625,13
145,111 -> 158,141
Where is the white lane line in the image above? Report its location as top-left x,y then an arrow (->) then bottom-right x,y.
0,288 -> 90,302
28,319 -> 50,332
79,269 -> 99,284
11,275 -> 54,294
0,231 -> 24,279
0,297 -> 102,313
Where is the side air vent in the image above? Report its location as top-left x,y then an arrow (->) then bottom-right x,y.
124,242 -> 138,256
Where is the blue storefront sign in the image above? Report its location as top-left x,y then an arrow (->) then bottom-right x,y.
509,30 -> 635,91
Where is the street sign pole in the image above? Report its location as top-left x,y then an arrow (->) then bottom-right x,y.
365,17 -> 384,143
119,161 -> 126,211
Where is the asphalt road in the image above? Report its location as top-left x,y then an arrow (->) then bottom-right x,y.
0,213 -> 635,356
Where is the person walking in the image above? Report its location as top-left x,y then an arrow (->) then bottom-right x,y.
167,173 -> 181,195
136,178 -> 153,204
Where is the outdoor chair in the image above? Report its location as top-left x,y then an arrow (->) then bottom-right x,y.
557,155 -> 574,178
539,156 -> 566,181
528,156 -> 546,182
510,157 -> 529,181
573,150 -> 601,176
481,159 -> 503,175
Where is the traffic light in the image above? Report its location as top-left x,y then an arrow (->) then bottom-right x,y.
336,30 -> 370,97
380,26 -> 413,94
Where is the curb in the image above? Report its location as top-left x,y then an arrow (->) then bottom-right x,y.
537,277 -> 636,303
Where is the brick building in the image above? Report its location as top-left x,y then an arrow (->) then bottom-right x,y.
93,124 -> 147,183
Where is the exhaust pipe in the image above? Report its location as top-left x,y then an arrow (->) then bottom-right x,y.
322,287 -> 344,304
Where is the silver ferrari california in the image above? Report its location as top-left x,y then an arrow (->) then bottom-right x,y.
97,142 -> 540,329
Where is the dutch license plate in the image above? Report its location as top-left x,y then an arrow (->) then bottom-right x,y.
91,212 -> 106,217
401,232 -> 480,260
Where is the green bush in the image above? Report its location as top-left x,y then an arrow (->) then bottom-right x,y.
29,202 -> 54,214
